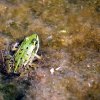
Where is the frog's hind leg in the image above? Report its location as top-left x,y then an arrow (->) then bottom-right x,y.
19,65 -> 35,78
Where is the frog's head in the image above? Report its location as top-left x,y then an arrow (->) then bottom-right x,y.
31,34 -> 39,46
25,33 -> 39,45
27,33 -> 40,52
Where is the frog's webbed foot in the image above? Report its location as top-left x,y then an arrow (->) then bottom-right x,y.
29,63 -> 37,70
19,65 -> 35,78
19,71 -> 28,78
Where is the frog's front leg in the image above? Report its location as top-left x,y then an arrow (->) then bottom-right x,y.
28,52 -> 41,66
35,54 -> 42,59
11,42 -> 19,52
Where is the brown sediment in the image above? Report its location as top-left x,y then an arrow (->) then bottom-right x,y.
0,0 -> 100,100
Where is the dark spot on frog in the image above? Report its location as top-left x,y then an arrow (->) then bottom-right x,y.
26,54 -> 29,56
20,58 -> 22,60
19,53 -> 22,55
26,47 -> 28,49
15,60 -> 17,63
21,49 -> 23,51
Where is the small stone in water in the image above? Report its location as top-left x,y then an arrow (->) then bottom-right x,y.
55,67 -> 61,71
50,68 -> 54,75
87,64 -> 90,68
47,35 -> 53,40
59,30 -> 67,33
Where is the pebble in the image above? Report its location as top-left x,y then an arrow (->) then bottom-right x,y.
50,68 -> 55,75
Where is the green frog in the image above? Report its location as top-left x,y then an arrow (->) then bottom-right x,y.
2,33 -> 40,77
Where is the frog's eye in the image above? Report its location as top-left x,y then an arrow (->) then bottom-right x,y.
35,41 -> 38,45
32,38 -> 37,42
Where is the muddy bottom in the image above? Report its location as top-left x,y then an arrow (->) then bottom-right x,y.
0,0 -> 100,100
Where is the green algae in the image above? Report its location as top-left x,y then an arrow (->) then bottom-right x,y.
0,83 -> 20,100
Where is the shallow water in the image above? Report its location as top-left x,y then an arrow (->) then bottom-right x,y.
0,0 -> 100,100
